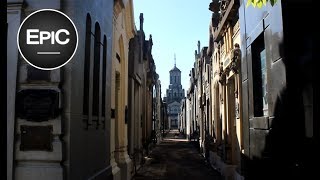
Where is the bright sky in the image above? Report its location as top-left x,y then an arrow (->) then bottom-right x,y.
133,0 -> 212,97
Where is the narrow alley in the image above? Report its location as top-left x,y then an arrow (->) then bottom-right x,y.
5,0 -> 313,180
133,130 -> 222,180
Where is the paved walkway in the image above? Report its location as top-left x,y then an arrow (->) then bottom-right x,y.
133,130 -> 222,180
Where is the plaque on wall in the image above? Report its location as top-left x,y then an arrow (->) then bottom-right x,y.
20,125 -> 53,151
16,89 -> 59,121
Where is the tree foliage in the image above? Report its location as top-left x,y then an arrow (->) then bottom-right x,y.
246,0 -> 277,8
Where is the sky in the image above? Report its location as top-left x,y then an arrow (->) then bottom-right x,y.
133,0 -> 212,97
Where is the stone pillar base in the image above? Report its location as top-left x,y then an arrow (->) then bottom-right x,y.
234,171 -> 245,180
118,155 -> 132,180
111,160 -> 121,180
209,151 -> 238,180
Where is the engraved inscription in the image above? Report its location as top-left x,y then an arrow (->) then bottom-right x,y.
16,89 -> 59,121
20,125 -> 53,151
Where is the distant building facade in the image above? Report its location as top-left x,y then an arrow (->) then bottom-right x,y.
164,60 -> 185,129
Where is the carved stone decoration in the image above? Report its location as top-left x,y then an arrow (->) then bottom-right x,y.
218,63 -> 226,85
220,94 -> 224,104
235,102 -> 240,119
225,67 -> 231,76
220,0 -> 230,17
209,0 -> 220,13
230,43 -> 241,74
230,62 -> 238,73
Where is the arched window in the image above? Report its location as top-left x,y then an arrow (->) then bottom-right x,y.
92,22 -> 101,116
102,35 -> 107,117
83,14 -> 91,116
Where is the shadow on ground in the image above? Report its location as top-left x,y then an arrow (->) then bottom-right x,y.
133,130 -> 222,180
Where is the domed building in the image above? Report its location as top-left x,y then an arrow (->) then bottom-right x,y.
163,55 -> 185,129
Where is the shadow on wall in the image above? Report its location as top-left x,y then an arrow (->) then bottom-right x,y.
243,1 -> 314,179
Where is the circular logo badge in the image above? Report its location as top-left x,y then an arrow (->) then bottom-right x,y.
17,9 -> 78,70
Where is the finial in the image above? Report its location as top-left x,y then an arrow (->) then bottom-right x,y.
139,13 -> 144,30
149,34 -> 153,48
174,53 -> 176,67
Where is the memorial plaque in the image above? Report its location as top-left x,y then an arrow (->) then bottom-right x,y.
20,125 -> 53,151
16,89 -> 59,121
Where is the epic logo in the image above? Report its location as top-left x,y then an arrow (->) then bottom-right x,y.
17,9 -> 78,70
26,29 -> 70,45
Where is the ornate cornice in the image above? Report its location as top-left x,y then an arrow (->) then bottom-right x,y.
209,0 -> 240,42
209,0 -> 220,13
7,0 -> 26,10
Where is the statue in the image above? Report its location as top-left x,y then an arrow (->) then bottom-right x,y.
209,0 -> 220,13
219,62 -> 226,85
230,43 -> 241,74
220,0 -> 230,17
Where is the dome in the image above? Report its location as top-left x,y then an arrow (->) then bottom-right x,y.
170,66 -> 181,72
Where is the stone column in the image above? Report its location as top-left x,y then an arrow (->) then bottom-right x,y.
114,77 -> 132,180
111,70 -> 120,180
114,41 -> 132,180
128,78 -> 135,156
